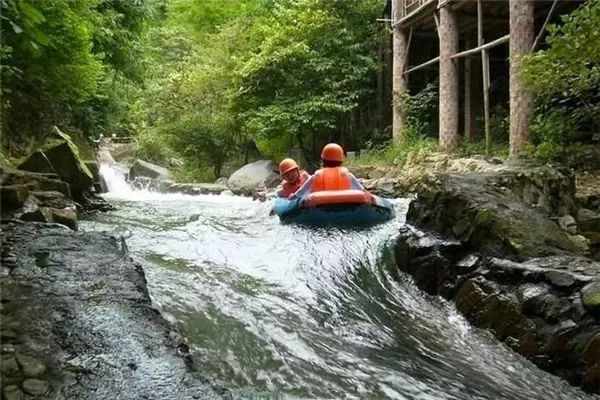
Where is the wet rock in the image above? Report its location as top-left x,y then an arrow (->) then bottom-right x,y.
544,270 -> 576,288
0,185 -> 29,210
167,182 -> 228,195
542,319 -> 579,361
16,354 -> 46,377
1,344 -> 16,354
0,222 -> 224,399
214,177 -> 228,186
581,281 -> 600,316
559,215 -> 578,235
1,355 -> 20,374
584,333 -> 600,366
456,254 -> 480,274
130,159 -> 171,181
49,208 -> 78,231
518,283 -> 572,322
1,329 -> 18,341
30,190 -> 71,209
456,277 -> 538,356
227,160 -> 279,196
22,378 -> 49,396
407,171 -> 581,258
20,207 -> 53,224
578,208 -> 600,234
3,385 -> 23,400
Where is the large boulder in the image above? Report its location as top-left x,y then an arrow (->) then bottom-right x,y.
407,169 -> 584,259
129,159 -> 171,181
227,160 -> 279,195
18,127 -> 93,200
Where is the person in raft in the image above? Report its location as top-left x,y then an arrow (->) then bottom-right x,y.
291,143 -> 364,199
276,158 -> 311,198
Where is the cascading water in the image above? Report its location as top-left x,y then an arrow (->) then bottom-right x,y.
81,181 -> 598,400
98,163 -> 132,195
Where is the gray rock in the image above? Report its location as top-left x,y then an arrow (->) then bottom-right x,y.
3,385 -> 23,400
544,270 -> 576,288
558,215 -> 578,235
16,353 -> 46,377
215,177 -> 228,186
581,280 -> 600,315
129,159 -> 171,181
22,378 -> 49,396
1,329 -> 18,341
227,160 -> 280,195
18,127 -> 94,200
1,355 -> 20,374
577,208 -> 600,233
1,344 -> 16,354
0,185 -> 29,210
50,207 -> 78,231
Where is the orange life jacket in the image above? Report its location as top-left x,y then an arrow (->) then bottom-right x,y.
280,170 -> 310,198
310,167 -> 351,192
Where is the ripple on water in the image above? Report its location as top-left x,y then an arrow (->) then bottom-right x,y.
82,192 -> 597,400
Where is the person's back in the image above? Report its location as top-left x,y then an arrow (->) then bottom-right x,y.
291,143 -> 364,199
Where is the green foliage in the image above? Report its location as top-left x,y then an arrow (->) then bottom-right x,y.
348,125 -> 437,167
234,0 -> 381,161
523,0 -> 600,131
1,0 -> 154,154
401,82 -> 439,139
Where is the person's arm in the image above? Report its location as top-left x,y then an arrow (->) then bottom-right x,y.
289,175 -> 314,200
348,173 -> 366,191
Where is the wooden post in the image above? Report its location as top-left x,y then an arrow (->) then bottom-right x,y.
482,49 -> 491,153
464,37 -> 474,141
438,6 -> 459,152
477,0 -> 491,152
509,0 -> 534,156
392,0 -> 408,144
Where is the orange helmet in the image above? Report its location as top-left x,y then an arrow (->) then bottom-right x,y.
279,158 -> 299,175
320,143 -> 344,162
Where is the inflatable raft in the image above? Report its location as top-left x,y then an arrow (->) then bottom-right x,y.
272,189 -> 395,227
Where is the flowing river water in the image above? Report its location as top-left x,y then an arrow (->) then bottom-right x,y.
81,166 -> 598,400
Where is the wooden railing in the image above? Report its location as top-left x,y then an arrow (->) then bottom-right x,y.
404,0 -> 430,16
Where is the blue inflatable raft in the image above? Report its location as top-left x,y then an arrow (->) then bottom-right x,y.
272,189 -> 395,227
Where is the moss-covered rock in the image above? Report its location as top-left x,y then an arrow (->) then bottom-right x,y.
407,169 -> 583,258
17,127 -> 93,200
581,281 -> 600,315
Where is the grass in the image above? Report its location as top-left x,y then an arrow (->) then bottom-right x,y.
347,134 -> 509,169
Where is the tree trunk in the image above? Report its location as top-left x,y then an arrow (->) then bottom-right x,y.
439,6 -> 459,152
392,0 -> 408,144
464,37 -> 475,141
509,0 -> 534,156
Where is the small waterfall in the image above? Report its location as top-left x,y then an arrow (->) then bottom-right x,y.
99,164 -> 132,194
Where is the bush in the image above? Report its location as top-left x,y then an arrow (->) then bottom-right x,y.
134,129 -> 173,166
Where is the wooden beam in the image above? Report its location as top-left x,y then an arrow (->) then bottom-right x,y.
402,28 -> 414,71
532,0 -> 559,51
450,34 -> 510,60
482,49 -> 491,153
403,56 -> 440,75
392,0 -> 436,28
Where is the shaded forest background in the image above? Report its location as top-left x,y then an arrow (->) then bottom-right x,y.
1,0 -> 598,181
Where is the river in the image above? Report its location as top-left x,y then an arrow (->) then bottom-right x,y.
81,166 -> 596,400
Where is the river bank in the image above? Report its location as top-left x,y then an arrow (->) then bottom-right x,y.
0,220 -> 226,399
2,135 -> 600,397
360,149 -> 600,393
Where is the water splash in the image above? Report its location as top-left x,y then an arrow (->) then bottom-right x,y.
99,163 -> 132,194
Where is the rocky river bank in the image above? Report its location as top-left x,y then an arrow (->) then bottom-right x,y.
380,152 -> 600,393
2,129 -> 600,396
